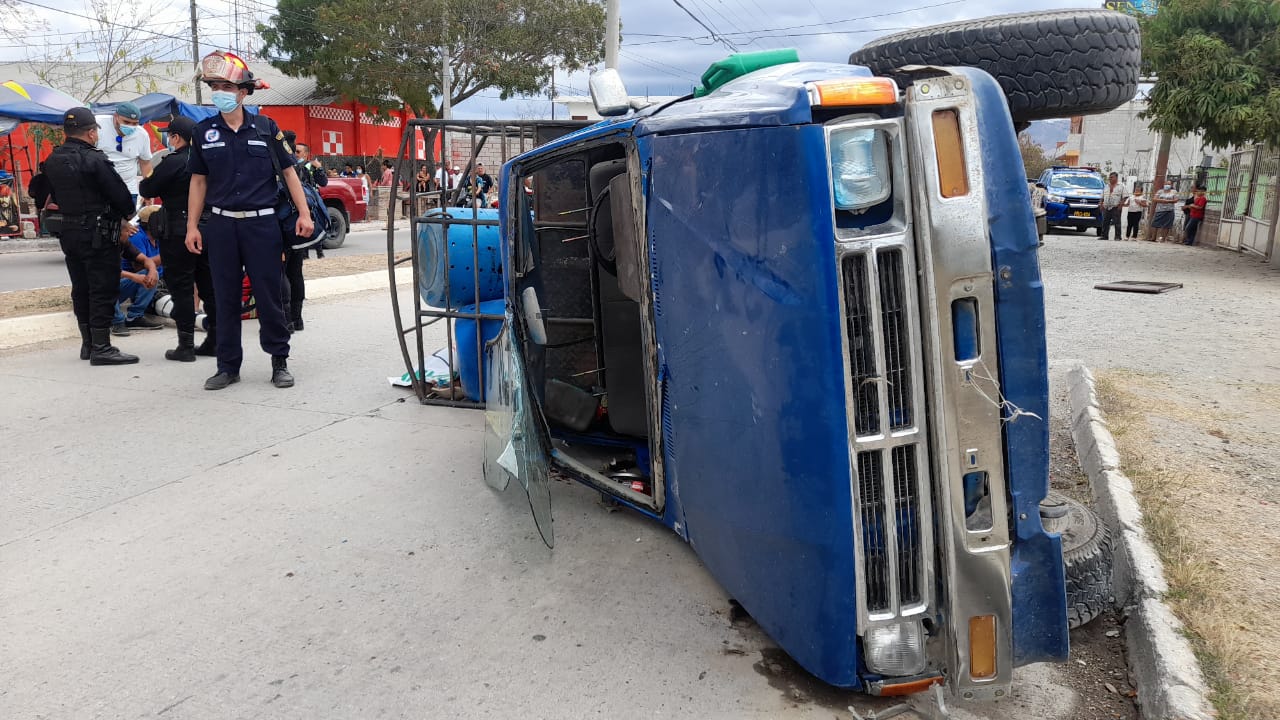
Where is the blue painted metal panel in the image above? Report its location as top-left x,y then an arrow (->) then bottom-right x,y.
957,67 -> 1069,665
645,124 -> 863,687
636,62 -> 874,137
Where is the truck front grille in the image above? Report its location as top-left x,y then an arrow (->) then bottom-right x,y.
841,245 -> 932,620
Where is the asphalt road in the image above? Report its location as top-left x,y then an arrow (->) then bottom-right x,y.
1,231 -> 1151,720
0,224 -> 410,293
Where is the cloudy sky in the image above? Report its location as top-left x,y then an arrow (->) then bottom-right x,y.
3,0 -> 1095,133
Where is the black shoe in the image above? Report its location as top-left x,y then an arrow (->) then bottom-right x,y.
88,328 -> 139,365
271,355 -> 294,388
111,322 -> 130,337
290,317 -> 304,332
204,371 -> 240,390
165,331 -> 197,362
78,322 -> 91,360
126,315 -> 163,330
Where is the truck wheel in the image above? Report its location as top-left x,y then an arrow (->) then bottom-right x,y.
848,10 -> 1141,123
1040,491 -> 1113,629
323,206 -> 347,249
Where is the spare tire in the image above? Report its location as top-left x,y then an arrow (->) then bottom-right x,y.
848,10 -> 1141,123
1040,491 -> 1113,629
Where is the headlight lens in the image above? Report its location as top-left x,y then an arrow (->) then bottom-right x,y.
1046,193 -> 1065,203
829,127 -> 890,211
864,620 -> 927,676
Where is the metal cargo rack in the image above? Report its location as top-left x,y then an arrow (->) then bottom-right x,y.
386,119 -> 590,408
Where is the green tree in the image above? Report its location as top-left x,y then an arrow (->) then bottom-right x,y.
1018,133 -> 1054,179
1142,0 -> 1280,148
260,0 -> 607,118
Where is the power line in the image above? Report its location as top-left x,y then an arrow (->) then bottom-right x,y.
671,0 -> 738,52
8,0 -> 191,43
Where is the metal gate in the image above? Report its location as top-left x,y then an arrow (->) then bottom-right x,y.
385,119 -> 589,407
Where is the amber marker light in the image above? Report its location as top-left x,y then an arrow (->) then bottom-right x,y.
807,77 -> 899,107
969,614 -> 998,680
931,109 -> 970,198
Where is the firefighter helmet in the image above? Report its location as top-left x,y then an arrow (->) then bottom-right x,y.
198,51 -> 270,93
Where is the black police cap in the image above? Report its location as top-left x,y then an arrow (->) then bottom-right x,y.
167,116 -> 197,142
63,107 -> 99,131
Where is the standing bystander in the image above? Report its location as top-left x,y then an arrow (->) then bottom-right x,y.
186,51 -> 313,390
1183,186 -> 1208,246
1097,172 -> 1124,240
94,102 -> 153,205
1126,185 -> 1147,239
1151,183 -> 1179,242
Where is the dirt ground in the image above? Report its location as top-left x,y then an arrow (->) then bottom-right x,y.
1039,234 -> 1280,720
0,252 -> 395,320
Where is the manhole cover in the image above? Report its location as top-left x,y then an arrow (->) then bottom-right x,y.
1094,280 -> 1183,294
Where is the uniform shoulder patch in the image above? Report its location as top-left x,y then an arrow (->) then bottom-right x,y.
275,131 -> 284,140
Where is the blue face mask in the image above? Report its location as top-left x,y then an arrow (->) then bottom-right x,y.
119,124 -> 137,137
211,90 -> 241,113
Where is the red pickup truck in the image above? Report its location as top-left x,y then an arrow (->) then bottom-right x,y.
318,176 -> 369,248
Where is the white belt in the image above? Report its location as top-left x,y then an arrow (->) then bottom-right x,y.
211,206 -> 274,219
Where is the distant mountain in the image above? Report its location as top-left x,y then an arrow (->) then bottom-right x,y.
1023,119 -> 1070,150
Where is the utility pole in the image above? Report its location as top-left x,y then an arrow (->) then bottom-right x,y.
1146,131 -> 1172,240
190,0 -> 201,103
605,0 -> 620,70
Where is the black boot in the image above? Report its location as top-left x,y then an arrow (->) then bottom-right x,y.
88,327 -> 139,366
204,370 -> 240,390
194,324 -> 217,356
292,300 -> 304,332
271,355 -> 294,388
78,322 -> 91,361
165,331 -> 197,362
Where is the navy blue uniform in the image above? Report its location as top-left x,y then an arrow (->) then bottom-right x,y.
188,111 -> 293,374
44,137 -> 136,330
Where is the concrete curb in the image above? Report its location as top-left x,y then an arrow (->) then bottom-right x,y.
1066,363 -> 1217,720
0,266 -> 411,351
0,238 -> 60,254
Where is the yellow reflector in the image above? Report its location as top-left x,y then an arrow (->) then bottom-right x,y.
931,109 -> 969,198
810,77 -> 898,107
969,615 -> 998,680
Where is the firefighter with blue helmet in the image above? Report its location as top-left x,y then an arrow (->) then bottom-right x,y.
186,50 -> 313,390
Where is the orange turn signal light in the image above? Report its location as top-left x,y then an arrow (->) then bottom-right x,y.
969,615 -> 998,680
932,108 -> 970,198
808,77 -> 898,107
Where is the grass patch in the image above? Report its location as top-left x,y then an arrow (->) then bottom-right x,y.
1094,372 -> 1260,720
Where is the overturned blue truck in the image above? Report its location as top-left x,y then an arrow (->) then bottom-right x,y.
388,8 -> 1140,710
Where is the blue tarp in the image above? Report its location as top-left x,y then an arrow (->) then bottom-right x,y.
0,90 -> 225,134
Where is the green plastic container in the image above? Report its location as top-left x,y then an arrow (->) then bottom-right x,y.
695,49 -> 800,97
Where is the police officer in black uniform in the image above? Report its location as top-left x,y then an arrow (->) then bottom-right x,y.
281,130 -> 326,331
140,115 -> 218,362
186,51 -> 313,390
45,107 -> 140,365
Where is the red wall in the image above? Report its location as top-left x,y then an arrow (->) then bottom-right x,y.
1,102 -> 417,197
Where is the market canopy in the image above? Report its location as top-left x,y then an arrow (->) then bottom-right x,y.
0,84 -> 189,135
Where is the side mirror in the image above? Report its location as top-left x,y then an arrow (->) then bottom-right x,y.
521,286 -> 548,345
589,69 -> 630,117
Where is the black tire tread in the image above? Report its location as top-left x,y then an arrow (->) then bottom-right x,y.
848,10 -> 1141,123
323,205 -> 347,249
1041,491 -> 1114,629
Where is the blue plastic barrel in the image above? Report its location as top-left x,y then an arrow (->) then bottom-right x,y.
416,208 -> 504,308
454,299 -> 506,401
